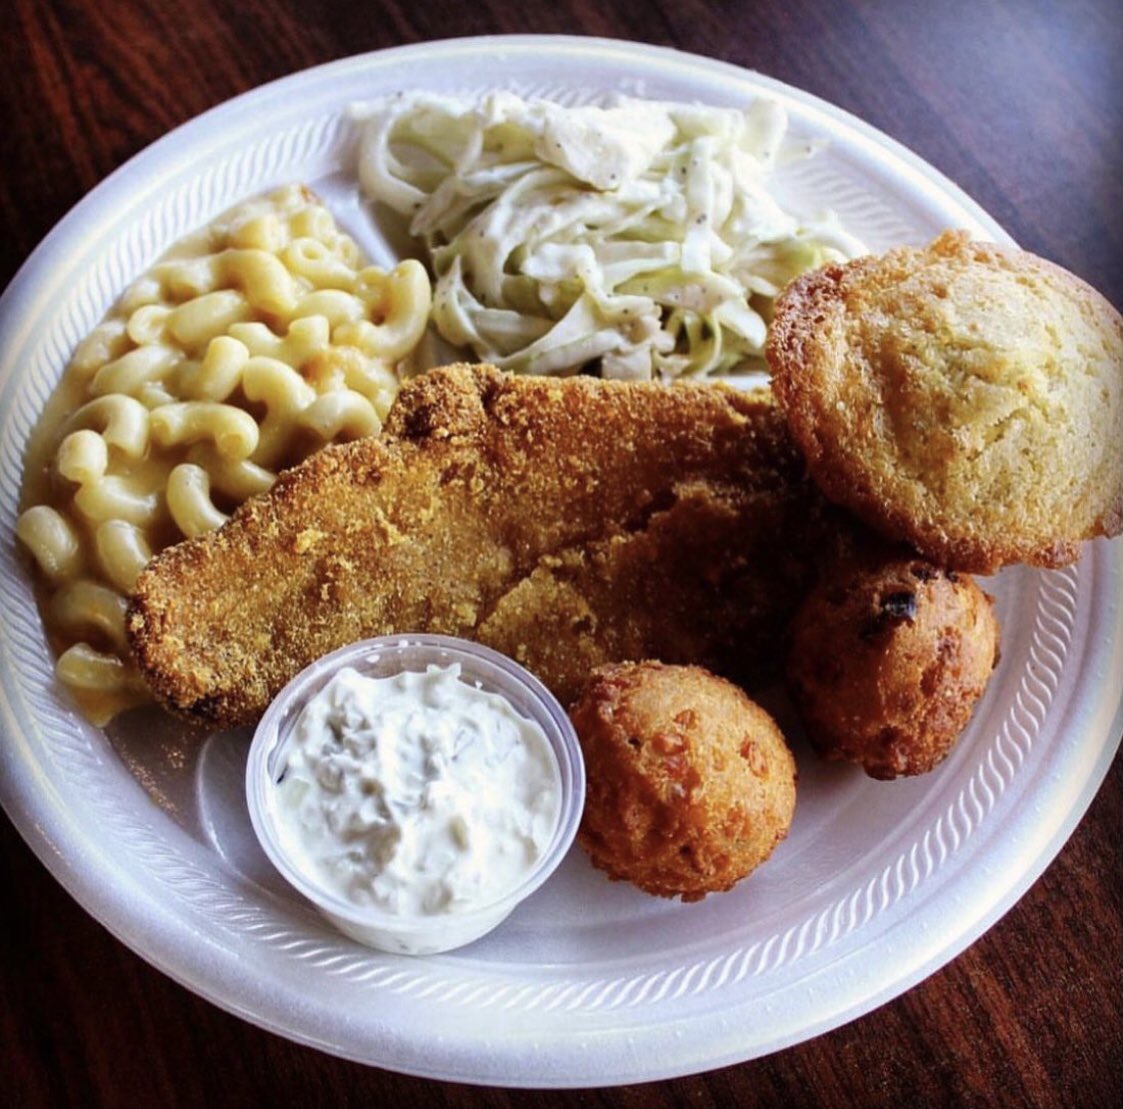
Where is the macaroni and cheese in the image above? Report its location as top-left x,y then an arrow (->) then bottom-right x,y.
18,184 -> 432,723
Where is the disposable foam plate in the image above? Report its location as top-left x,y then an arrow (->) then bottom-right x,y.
1,35 -> 1120,1087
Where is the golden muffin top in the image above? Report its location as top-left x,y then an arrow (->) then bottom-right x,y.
767,230 -> 1122,572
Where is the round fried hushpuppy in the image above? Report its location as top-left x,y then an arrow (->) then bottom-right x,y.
767,230 -> 1123,573
570,661 -> 796,901
785,557 -> 1000,779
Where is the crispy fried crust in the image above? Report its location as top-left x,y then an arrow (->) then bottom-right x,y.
785,556 -> 1000,779
767,231 -> 1123,573
127,364 -> 868,728
571,661 -> 797,900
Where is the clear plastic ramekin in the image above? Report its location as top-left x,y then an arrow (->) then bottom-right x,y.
245,634 -> 585,955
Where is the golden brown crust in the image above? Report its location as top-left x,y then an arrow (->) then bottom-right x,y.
127,363 -> 867,727
570,661 -> 797,900
785,555 -> 1000,779
767,231 -> 1123,573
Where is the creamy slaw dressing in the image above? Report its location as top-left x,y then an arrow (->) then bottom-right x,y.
273,664 -> 561,917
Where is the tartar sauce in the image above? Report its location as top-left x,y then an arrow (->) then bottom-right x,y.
272,664 -> 561,917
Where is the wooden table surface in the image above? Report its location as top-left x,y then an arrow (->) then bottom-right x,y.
2,1 -> 1120,1106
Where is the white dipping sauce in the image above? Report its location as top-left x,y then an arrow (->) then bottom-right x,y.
273,664 -> 561,917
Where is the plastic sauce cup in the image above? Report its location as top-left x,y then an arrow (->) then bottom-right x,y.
246,634 -> 585,955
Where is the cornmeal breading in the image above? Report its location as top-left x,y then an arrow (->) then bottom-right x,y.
785,556 -> 1000,779
127,363 -> 867,727
767,231 -> 1123,573
571,661 -> 797,901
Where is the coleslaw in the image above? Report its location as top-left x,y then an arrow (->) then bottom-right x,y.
356,91 -> 864,379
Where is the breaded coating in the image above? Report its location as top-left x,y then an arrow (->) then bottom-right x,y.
785,556 -> 1000,779
767,231 -> 1123,573
570,661 -> 797,901
127,364 -> 864,727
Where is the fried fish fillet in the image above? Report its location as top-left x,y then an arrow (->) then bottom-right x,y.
127,363 -> 866,727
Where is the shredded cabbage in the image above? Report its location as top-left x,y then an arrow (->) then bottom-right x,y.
355,91 -> 864,380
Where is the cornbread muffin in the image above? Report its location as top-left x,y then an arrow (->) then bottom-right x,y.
570,661 -> 796,901
785,557 -> 1000,779
767,231 -> 1123,573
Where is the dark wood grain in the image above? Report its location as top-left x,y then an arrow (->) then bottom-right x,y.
1,1 -> 1120,1106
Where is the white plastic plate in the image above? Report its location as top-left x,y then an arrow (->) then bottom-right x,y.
1,36 -> 1120,1087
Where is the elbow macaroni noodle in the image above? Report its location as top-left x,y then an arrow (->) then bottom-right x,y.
17,185 -> 432,723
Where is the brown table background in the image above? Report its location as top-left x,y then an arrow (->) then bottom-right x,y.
1,1 -> 1120,1106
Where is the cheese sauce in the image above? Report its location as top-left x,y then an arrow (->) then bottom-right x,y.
272,664 -> 561,917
